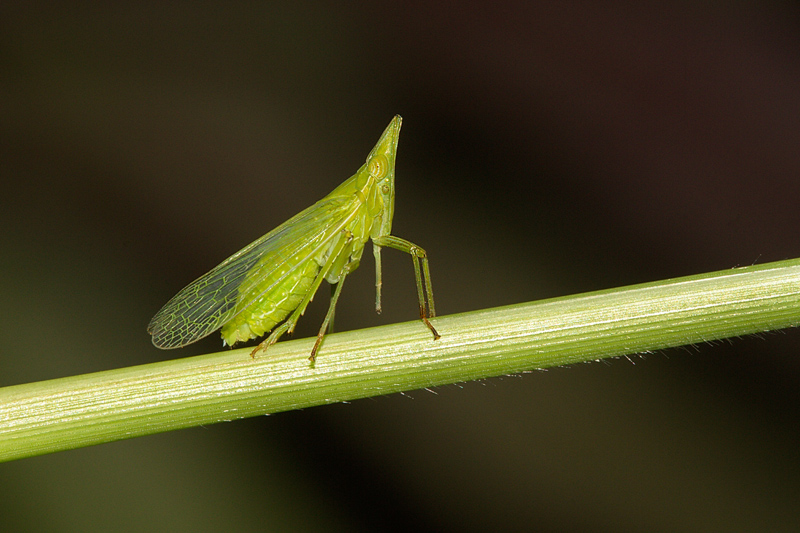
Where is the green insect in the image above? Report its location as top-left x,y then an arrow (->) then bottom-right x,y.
148,115 -> 439,362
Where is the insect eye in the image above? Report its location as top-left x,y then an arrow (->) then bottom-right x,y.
368,154 -> 389,178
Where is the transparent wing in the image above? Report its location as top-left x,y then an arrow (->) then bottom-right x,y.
148,195 -> 357,348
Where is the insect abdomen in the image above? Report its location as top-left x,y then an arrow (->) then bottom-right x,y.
221,257 -> 320,346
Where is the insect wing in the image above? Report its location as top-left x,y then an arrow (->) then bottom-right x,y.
148,195 -> 355,348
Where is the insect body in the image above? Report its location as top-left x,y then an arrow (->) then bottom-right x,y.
148,115 -> 439,362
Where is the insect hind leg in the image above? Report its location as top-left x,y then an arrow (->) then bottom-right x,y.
251,230 -> 355,360
250,321 -> 293,358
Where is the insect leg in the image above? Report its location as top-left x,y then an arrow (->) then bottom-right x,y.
373,243 -> 383,314
371,235 -> 440,340
251,320 -> 294,359
328,283 -> 338,334
250,230 -> 354,359
309,268 -> 350,362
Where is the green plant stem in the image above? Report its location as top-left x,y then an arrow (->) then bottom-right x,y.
3,259 -> 800,462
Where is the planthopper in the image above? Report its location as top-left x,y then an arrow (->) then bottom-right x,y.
148,115 -> 439,362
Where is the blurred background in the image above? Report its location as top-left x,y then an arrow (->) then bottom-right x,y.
3,2 -> 800,531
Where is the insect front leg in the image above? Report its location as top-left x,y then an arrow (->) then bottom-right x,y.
371,235 -> 439,340
373,243 -> 384,314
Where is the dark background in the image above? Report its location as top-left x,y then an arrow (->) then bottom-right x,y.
3,2 -> 800,531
